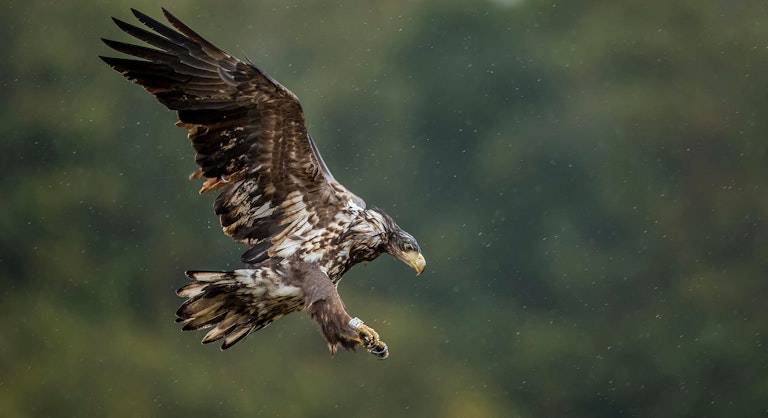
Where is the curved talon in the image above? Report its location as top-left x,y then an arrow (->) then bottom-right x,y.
369,342 -> 389,359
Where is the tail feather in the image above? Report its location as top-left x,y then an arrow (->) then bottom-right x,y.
176,282 -> 208,298
220,324 -> 254,349
175,268 -> 304,349
180,310 -> 226,331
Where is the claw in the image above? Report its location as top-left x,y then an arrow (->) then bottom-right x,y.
368,341 -> 389,359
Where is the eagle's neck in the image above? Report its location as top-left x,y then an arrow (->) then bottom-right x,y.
325,208 -> 388,282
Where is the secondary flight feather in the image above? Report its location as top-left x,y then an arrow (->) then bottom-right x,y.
100,8 -> 425,358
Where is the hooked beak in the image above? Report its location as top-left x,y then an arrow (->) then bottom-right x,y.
398,250 -> 426,275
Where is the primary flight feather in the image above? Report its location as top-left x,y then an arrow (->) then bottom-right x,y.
100,8 -> 426,358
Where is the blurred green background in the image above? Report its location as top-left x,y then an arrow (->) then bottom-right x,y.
2,0 -> 767,416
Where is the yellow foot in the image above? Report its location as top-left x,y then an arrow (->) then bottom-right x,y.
349,317 -> 389,359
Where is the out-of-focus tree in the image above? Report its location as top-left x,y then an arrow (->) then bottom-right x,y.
2,0 -> 767,416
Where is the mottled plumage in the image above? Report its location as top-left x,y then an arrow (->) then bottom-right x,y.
100,8 -> 425,358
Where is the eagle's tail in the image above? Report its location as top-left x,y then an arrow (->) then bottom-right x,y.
176,269 -> 304,350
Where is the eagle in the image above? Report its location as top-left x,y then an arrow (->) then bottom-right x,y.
100,8 -> 425,359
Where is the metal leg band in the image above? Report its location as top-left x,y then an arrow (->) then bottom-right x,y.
349,317 -> 364,329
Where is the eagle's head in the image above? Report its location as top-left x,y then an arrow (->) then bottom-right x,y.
388,227 -> 426,275
370,208 -> 426,275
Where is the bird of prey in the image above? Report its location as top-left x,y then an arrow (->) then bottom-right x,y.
100,8 -> 426,359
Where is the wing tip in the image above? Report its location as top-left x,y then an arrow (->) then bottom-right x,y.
98,55 -> 122,70
161,7 -> 175,22
130,7 -> 146,21
100,37 -> 122,51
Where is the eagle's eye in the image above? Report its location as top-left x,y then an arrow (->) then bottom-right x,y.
403,242 -> 415,252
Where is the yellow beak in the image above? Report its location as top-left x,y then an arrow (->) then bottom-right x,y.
399,250 -> 426,275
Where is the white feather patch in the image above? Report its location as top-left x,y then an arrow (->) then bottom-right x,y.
303,252 -> 323,263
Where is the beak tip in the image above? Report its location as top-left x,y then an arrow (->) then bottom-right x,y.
401,250 -> 426,276
413,254 -> 426,276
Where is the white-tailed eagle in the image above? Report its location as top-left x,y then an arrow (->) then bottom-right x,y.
100,8 -> 426,359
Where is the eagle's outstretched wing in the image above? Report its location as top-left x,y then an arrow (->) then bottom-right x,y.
100,8 -> 364,264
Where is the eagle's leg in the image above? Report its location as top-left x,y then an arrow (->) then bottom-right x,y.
298,266 -> 388,359
309,304 -> 389,359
